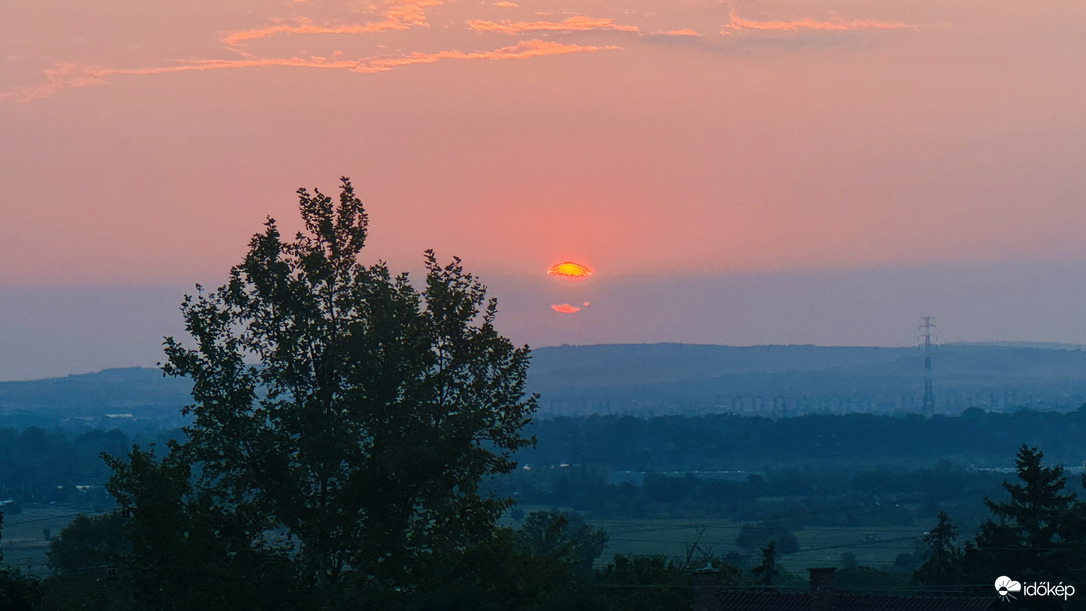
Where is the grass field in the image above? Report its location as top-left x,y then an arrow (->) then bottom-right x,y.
1,503 -> 101,576
6,503 -> 928,579
510,506 -> 927,575
593,518 -> 924,571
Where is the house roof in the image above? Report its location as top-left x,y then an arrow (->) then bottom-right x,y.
716,590 -> 809,611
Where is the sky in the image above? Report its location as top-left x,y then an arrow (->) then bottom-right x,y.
2,0 -> 1086,380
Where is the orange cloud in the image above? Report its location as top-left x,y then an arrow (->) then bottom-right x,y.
494,1 -> 518,6
0,57 -> 363,102
2,0 -> 630,103
383,0 -> 442,28
225,19 -> 401,46
224,0 -> 441,46
354,40 -> 618,73
722,11 -> 916,34
468,16 -> 640,35
2,40 -> 616,102
0,63 -> 110,103
551,304 -> 581,314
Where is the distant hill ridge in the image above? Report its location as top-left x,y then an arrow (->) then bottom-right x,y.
0,367 -> 191,430
3,343 -> 1086,427
526,343 -> 1086,417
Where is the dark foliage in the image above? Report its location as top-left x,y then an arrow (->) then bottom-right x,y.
103,179 -> 536,606
750,541 -> 779,587
912,511 -> 961,586
520,406 -> 1086,470
736,523 -> 799,556
0,512 -> 44,611
962,446 -> 1086,591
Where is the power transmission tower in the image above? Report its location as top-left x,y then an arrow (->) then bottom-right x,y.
919,316 -> 937,415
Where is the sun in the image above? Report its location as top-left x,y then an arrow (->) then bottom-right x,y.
547,262 -> 592,278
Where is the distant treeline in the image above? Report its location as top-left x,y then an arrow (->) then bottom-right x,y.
496,407 -> 1086,528
517,405 -> 1086,470
496,459 -> 1009,529
4,406 -> 1086,509
0,428 -> 173,506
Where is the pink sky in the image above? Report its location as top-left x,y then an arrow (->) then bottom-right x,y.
2,0 -> 1086,378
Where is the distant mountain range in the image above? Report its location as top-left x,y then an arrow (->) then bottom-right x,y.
3,343 -> 1086,429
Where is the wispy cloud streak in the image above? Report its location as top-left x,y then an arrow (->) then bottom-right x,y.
722,11 -> 917,34
224,19 -> 402,46
0,63 -> 113,103
468,16 -> 640,35
224,0 -> 442,46
356,40 -> 618,72
647,29 -> 701,38
1,40 -> 617,102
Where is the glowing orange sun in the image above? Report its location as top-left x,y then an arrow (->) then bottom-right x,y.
547,262 -> 592,278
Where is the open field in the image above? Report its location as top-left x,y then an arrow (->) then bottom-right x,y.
8,503 -> 928,579
1,503 -> 101,576
784,525 -> 925,572
594,518 -> 925,571
511,507 -> 928,574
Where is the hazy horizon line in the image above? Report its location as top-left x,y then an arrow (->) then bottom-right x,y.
7,340 -> 1084,384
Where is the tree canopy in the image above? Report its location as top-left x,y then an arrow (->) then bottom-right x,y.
107,178 -> 537,605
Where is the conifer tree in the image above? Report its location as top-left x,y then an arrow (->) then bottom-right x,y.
965,445 -> 1081,584
913,511 -> 961,586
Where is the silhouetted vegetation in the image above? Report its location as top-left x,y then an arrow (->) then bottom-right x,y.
0,426 -> 151,506
913,511 -> 961,586
0,513 -> 44,610
520,407 -> 1086,469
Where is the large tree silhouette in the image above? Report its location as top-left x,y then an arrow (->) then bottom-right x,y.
108,178 -> 536,605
